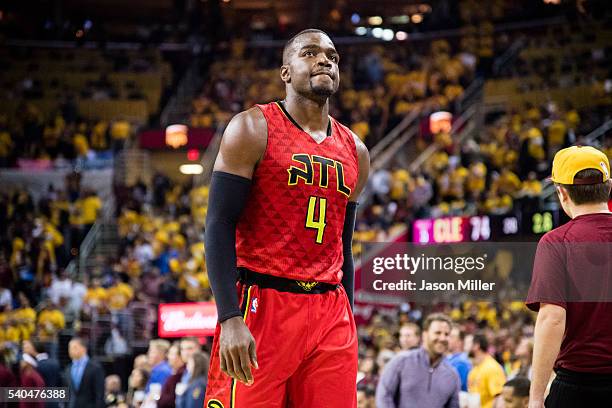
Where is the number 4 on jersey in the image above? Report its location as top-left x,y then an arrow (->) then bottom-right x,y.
306,196 -> 327,244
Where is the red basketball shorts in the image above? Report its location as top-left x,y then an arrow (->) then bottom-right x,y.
205,281 -> 358,408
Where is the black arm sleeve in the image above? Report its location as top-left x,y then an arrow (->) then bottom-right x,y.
204,171 -> 252,322
340,201 -> 358,310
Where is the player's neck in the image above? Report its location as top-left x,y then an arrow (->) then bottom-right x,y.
568,203 -> 611,219
283,94 -> 329,133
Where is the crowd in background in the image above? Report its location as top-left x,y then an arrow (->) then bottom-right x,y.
356,102 -> 611,246
356,305 -> 535,407
190,36 -> 478,148
0,109 -> 133,168
0,174 -> 105,357
0,336 -> 209,408
0,45 -> 169,167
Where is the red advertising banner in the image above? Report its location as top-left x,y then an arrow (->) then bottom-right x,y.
158,302 -> 218,338
139,127 -> 215,150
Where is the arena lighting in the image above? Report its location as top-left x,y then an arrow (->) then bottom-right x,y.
396,31 -> 408,41
330,9 -> 341,22
355,26 -> 367,36
382,29 -> 394,41
418,4 -> 432,13
179,164 -> 204,175
187,149 -> 199,161
411,14 -> 423,24
372,27 -> 383,38
390,15 -> 410,24
351,13 -> 360,24
543,0 -> 561,4
429,111 -> 452,133
165,124 -> 188,148
368,16 -> 383,25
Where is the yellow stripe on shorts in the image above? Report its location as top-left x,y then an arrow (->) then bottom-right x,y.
231,286 -> 253,408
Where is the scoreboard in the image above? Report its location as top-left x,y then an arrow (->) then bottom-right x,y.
412,211 -> 559,244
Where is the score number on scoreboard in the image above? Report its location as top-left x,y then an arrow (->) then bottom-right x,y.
413,212 -> 556,244
532,211 -> 554,234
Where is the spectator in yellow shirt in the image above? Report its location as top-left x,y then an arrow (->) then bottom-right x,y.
0,127 -> 13,167
37,302 -> 66,342
497,169 -> 522,197
84,278 -> 108,313
80,190 -> 102,227
351,119 -> 370,142
564,103 -> 580,129
467,162 -> 487,197
110,118 -> 131,152
90,120 -> 109,151
14,293 -> 36,340
73,133 -> 90,157
106,282 -> 134,311
547,119 -> 567,147
483,192 -> 513,215
519,172 -> 542,198
525,103 -> 541,122
390,169 -> 411,201
3,320 -> 21,343
468,334 -> 506,408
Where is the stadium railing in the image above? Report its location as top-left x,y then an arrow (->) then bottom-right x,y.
160,57 -> 205,126
369,109 -> 421,168
195,122 -> 226,185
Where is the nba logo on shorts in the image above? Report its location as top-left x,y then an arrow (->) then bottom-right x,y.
251,298 -> 258,313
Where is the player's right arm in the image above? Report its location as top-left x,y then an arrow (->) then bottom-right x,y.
205,107 -> 267,386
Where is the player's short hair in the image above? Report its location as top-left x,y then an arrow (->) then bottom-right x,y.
558,169 -> 612,205
423,313 -> 452,331
504,377 -> 530,397
400,322 -> 421,336
282,29 -> 332,64
472,333 -> 489,351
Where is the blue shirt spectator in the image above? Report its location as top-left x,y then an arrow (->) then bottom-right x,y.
447,326 -> 472,392
146,360 -> 172,393
447,351 -> 472,392
145,339 -> 172,393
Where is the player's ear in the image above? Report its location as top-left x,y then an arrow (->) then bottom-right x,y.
280,65 -> 291,83
556,185 -> 568,202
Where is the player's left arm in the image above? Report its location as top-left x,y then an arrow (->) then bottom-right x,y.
341,135 -> 370,310
529,303 -> 566,408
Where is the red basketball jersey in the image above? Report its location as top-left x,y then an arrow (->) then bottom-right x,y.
235,101 -> 359,284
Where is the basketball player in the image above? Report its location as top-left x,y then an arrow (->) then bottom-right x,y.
204,29 -> 370,407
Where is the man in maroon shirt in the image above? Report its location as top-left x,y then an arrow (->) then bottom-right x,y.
20,354 -> 45,408
526,146 -> 612,408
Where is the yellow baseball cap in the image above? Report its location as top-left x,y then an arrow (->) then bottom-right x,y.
550,145 -> 610,185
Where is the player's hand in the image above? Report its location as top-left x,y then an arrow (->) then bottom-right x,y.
219,316 -> 259,385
